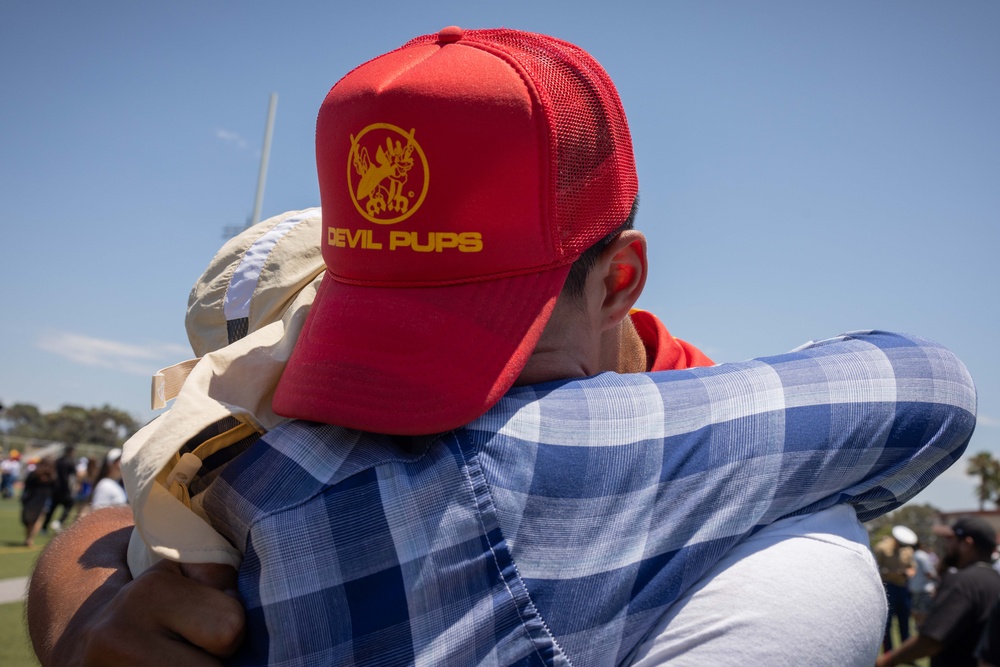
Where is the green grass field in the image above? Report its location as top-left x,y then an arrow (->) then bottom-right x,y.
0,497 -> 51,667
0,600 -> 37,667
0,500 -> 53,574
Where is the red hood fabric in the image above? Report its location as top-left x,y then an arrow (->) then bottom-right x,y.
630,309 -> 714,372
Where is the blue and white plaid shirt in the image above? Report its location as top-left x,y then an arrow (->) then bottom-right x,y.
203,331 -> 976,667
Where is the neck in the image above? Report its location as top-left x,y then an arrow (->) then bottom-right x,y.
612,313 -> 648,373
517,314 -> 648,387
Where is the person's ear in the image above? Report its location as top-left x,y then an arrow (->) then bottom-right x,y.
595,230 -> 647,330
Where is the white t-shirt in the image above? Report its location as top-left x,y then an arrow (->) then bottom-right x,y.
626,505 -> 886,667
91,478 -> 128,509
909,548 -> 937,594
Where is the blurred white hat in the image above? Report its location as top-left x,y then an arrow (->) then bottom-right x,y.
892,525 -> 918,546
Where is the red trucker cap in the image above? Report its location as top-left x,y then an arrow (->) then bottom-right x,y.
273,27 -> 638,435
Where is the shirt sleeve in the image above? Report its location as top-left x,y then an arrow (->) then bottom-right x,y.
476,330 -> 976,666
491,330 -> 977,525
677,328 -> 975,554
658,329 -> 977,524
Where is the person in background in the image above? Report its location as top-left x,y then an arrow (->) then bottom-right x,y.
878,517 -> 1000,667
21,457 -> 57,547
911,538 -> 941,628
1,449 -> 22,499
89,449 -> 127,510
876,525 -> 918,652
43,445 -> 77,533
71,457 -> 98,520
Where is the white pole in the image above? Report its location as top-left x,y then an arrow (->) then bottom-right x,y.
250,92 -> 278,227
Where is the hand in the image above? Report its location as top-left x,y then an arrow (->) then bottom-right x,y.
72,559 -> 245,666
26,508 -> 245,667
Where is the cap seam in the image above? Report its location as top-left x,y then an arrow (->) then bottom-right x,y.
444,35 -> 559,264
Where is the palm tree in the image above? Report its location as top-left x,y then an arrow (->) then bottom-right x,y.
967,451 -> 1000,511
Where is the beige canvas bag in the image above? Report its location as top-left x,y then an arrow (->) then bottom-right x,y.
122,208 -> 325,574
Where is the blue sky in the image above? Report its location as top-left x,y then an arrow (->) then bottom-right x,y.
2,1 -> 998,511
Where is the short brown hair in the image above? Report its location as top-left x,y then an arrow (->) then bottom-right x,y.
562,195 -> 639,298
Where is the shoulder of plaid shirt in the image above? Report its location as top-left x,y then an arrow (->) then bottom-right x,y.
196,316 -> 975,667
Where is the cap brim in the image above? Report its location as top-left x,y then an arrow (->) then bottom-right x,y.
932,524 -> 955,538
273,265 -> 570,435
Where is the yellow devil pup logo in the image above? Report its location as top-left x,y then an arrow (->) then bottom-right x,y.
348,123 -> 429,225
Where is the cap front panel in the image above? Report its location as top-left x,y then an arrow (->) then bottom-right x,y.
317,42 -> 552,286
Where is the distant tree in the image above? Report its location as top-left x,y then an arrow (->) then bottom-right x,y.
865,503 -> 941,550
1,403 -> 46,438
967,451 -> 1000,511
89,404 -> 138,445
0,402 -> 138,447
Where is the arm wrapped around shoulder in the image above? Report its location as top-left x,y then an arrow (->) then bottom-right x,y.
744,329 -> 977,522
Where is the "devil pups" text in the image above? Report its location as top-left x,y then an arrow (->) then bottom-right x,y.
328,227 -> 483,253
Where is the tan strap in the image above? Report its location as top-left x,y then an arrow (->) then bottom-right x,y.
162,423 -> 262,509
151,358 -> 200,409
188,421 -> 261,461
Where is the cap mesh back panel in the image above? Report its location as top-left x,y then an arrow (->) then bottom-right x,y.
407,29 -> 639,262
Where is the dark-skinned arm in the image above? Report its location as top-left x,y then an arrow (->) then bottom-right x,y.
875,634 -> 942,667
26,507 -> 245,667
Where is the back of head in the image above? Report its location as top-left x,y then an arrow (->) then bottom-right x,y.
34,457 -> 57,483
274,27 -> 638,435
953,516 -> 998,558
